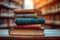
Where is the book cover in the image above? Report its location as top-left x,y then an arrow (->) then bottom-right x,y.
15,18 -> 45,24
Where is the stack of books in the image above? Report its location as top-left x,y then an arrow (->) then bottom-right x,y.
10,9 -> 45,36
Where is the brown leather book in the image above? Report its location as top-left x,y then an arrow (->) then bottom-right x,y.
10,29 -> 44,36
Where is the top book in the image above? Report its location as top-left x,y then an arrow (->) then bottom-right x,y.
13,9 -> 42,14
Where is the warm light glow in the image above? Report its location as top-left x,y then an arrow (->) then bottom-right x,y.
24,0 -> 34,9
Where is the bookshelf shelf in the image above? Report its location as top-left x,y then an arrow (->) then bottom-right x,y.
45,20 -> 60,25
0,2 -> 13,9
43,11 -> 60,15
45,23 -> 60,26
38,0 -> 59,9
0,2 -> 21,9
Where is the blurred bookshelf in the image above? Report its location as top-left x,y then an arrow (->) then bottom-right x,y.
0,0 -> 60,39
0,0 -> 24,37
38,0 -> 60,29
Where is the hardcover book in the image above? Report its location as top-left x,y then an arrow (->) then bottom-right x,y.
15,14 -> 37,18
13,24 -> 42,29
10,29 -> 44,36
15,18 -> 45,24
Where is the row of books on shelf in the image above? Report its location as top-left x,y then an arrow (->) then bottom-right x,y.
0,0 -> 23,9
45,20 -> 60,25
0,13 -> 14,17
0,19 -> 14,27
0,29 -> 60,36
43,9 -> 60,15
0,9 -> 14,17
0,19 -> 8,27
42,2 -> 60,15
44,15 -> 60,25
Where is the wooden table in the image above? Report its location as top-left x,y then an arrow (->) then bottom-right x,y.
0,36 -> 60,40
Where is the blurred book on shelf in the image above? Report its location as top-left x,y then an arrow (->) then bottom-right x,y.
0,29 -> 9,36
57,3 -> 60,11
9,19 -> 15,27
44,29 -> 60,36
0,9 -> 14,17
0,19 -> 8,27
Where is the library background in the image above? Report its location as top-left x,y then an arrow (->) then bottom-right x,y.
0,0 -> 60,40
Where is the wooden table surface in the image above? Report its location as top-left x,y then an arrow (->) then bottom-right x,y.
0,36 -> 60,40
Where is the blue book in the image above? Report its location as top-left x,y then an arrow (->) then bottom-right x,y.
44,29 -> 60,36
15,18 -> 45,24
0,29 -> 9,36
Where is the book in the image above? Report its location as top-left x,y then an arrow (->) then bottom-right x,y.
13,9 -> 41,14
15,14 -> 37,18
10,29 -> 44,36
44,29 -> 60,36
56,15 -> 60,21
0,29 -> 9,36
15,18 -> 45,25
50,15 -> 56,21
13,24 -> 42,29
57,3 -> 60,11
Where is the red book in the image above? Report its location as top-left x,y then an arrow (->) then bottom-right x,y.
13,24 -> 41,29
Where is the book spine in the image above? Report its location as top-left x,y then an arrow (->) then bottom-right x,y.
9,19 -> 15,27
0,19 -> 3,25
13,24 -> 42,29
15,14 -> 37,17
0,19 -> 8,27
15,18 -> 45,24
